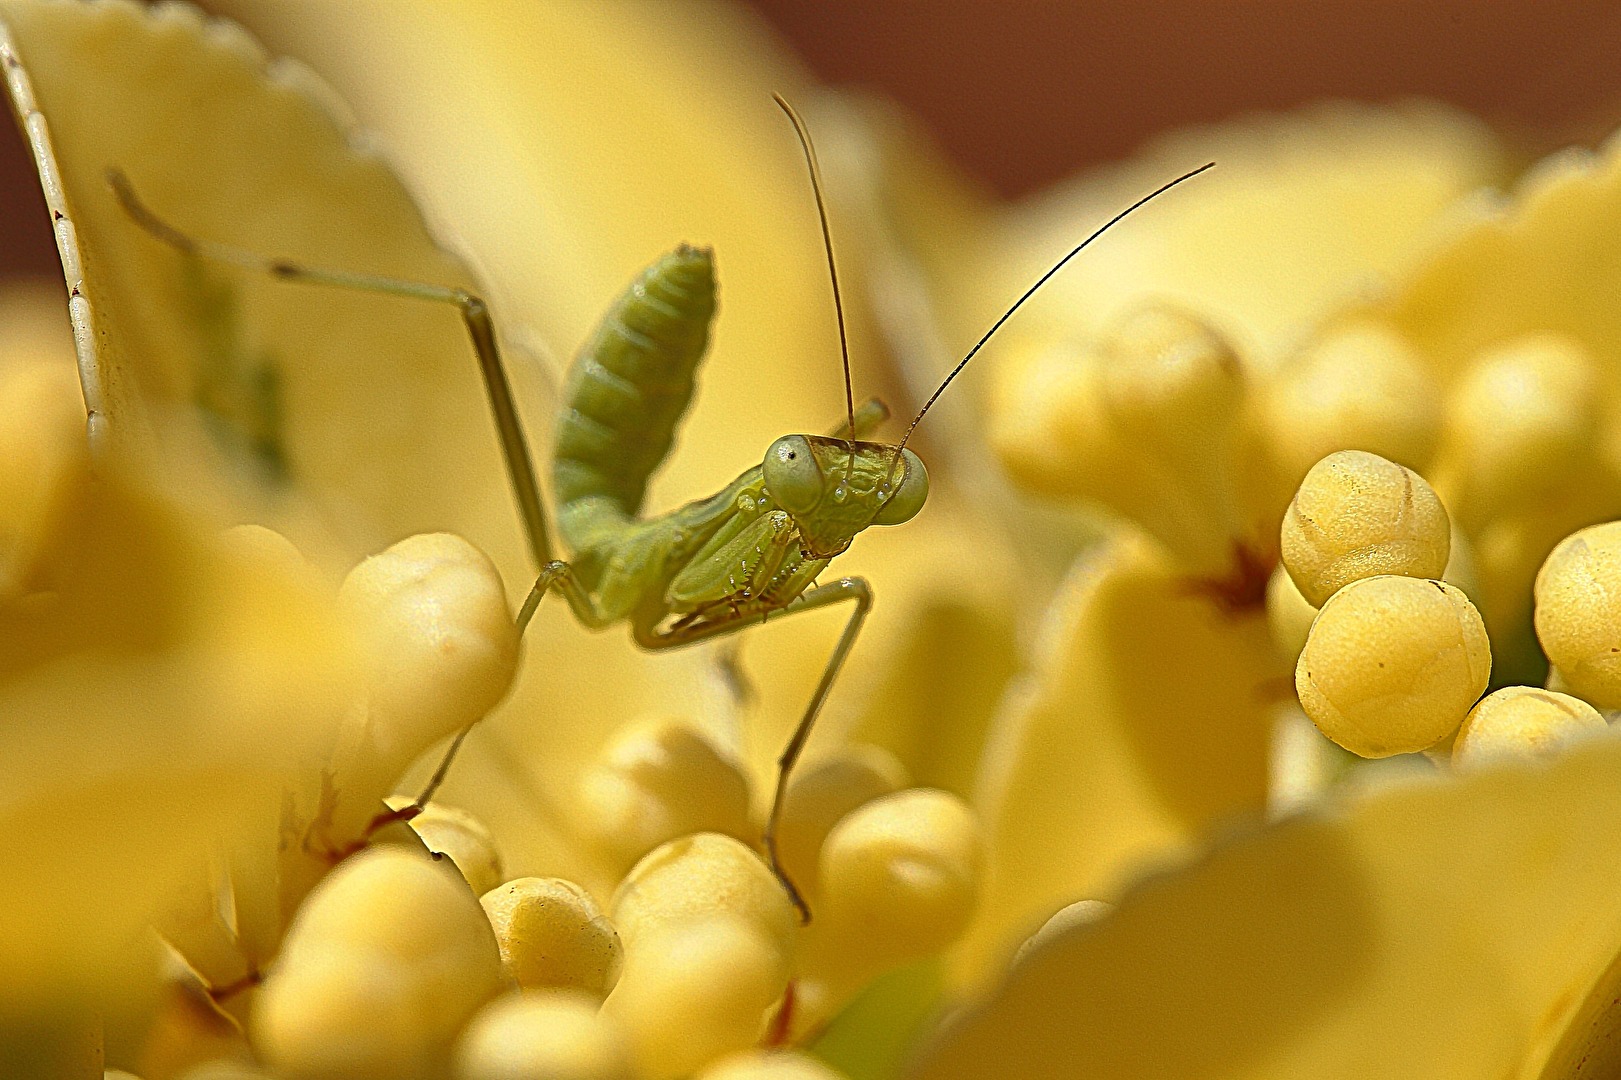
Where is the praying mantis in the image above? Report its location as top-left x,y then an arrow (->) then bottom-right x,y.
110,96 -> 1210,919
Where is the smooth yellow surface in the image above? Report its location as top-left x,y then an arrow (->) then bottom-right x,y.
914,736 -> 1621,1080
600,918 -> 789,1080
454,990 -> 633,1080
953,532 -> 1282,983
965,101 -> 1503,376
1297,576 -> 1490,757
772,743 -> 908,898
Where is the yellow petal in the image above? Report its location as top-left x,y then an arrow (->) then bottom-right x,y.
952,529 -> 1283,984
1383,128 -> 1621,388
954,101 -> 1505,374
915,734 -> 1621,1080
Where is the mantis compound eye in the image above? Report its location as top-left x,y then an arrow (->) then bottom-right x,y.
763,435 -> 824,515
872,449 -> 928,526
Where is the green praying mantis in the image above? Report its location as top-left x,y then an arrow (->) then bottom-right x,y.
110,96 -> 1211,919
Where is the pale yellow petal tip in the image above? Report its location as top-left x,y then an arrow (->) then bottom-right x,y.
454,989 -> 634,1080
1012,899 -> 1114,967
388,799 -> 503,897
1296,575 -> 1490,757
575,718 -> 753,881
1452,686 -> 1609,770
1535,522 -> 1621,708
253,846 -> 503,1077
480,876 -> 623,997
694,1049 -> 847,1080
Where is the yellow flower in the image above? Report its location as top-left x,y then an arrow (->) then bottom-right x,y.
11,1 -> 1621,1079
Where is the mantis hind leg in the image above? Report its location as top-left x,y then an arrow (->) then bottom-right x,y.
107,169 -> 554,570
640,576 -> 874,922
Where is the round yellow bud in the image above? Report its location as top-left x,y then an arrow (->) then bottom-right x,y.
253,847 -> 504,1079
1013,899 -> 1114,967
1437,334 -> 1600,524
1296,576 -> 1491,757
611,833 -> 796,955
338,533 -> 519,762
480,878 -> 623,996
816,789 -> 982,965
601,918 -> 789,1080
1451,686 -> 1607,769
1265,564 -> 1318,662
1280,450 -> 1450,607
772,744 -> 908,897
575,719 -> 753,879
1259,320 -> 1441,491
694,1049 -> 846,1080
390,800 -> 504,896
1099,304 -> 1246,480
454,990 -> 633,1080
1535,523 -> 1621,708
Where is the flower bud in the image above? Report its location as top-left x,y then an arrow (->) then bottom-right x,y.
454,990 -> 633,1080
1280,450 -> 1450,607
611,833 -> 795,955
1434,334 -> 1601,527
253,846 -> 504,1079
1296,575 -> 1490,756
1535,522 -> 1621,708
1258,320 -> 1441,493
575,719 -> 753,879
1451,686 -> 1607,769
338,533 -> 519,762
793,790 -> 981,1035
601,918 -> 789,1080
480,877 -> 623,996
772,744 -> 908,897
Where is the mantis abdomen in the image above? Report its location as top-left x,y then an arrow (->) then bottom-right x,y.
552,246 -> 716,555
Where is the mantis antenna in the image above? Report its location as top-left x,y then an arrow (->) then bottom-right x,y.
774,93 -> 858,448
896,160 -> 1216,453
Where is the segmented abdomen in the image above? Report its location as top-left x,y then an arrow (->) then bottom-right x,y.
553,245 -> 716,554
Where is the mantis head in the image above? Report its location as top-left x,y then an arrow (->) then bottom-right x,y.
762,435 -> 928,559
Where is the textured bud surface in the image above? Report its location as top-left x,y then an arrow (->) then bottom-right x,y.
481,877 -> 623,995
1452,686 -> 1607,768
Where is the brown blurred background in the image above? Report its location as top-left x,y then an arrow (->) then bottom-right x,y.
4,0 -> 1620,284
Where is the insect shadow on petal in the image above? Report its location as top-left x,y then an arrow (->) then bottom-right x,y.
108,98 -> 1211,921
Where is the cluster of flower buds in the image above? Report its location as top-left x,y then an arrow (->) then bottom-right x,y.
130,522 -> 983,1080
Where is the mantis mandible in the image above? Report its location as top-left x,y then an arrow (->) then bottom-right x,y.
110,97 -> 1211,919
